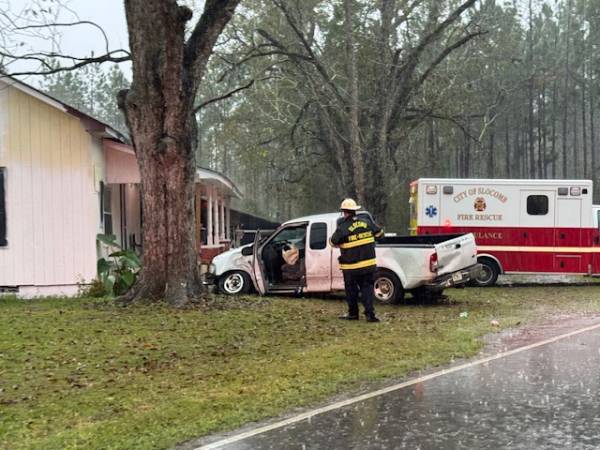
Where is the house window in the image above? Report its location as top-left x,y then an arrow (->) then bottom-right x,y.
102,183 -> 113,236
527,195 -> 549,216
0,168 -> 6,246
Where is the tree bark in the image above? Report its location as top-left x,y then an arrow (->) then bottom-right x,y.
582,62 -> 588,179
591,75 -> 597,196
118,0 -> 239,306
527,0 -> 535,177
505,114 -> 511,177
562,0 -> 572,178
487,127 -> 495,178
344,0 -> 366,205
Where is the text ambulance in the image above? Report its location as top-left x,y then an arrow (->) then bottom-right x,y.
410,178 -> 600,286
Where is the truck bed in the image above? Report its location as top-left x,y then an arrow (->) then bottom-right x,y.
378,234 -> 464,247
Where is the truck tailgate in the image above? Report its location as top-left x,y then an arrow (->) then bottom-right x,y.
434,233 -> 477,276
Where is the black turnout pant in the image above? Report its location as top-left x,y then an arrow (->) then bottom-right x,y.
343,270 -> 376,318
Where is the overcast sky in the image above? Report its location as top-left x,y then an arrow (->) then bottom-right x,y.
59,0 -> 129,57
4,0 -> 130,80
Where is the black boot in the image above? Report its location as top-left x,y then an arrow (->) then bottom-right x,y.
365,314 -> 380,323
339,313 -> 359,320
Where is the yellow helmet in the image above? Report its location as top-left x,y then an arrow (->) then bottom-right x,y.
340,198 -> 361,211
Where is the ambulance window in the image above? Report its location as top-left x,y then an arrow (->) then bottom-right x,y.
597,210 -> 600,231
527,195 -> 548,215
310,222 -> 327,250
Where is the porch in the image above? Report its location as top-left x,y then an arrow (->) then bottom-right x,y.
102,140 -> 242,263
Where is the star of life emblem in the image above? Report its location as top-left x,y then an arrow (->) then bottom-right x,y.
425,205 -> 438,218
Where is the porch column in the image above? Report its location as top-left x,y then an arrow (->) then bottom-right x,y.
207,185 -> 213,246
220,200 -> 226,241
194,183 -> 202,253
213,188 -> 220,246
226,203 -> 231,240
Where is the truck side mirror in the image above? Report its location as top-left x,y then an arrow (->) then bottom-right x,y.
241,246 -> 253,256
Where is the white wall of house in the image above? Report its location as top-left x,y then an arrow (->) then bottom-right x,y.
0,82 -> 97,296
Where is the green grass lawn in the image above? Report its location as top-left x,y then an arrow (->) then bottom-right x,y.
2,285 -> 600,450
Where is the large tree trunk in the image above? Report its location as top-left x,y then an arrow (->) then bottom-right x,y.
118,0 -> 239,305
562,0 -> 572,178
344,0 -> 366,205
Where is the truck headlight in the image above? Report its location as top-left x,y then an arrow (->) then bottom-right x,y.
208,263 -> 216,274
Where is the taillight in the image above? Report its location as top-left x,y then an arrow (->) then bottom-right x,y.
430,252 -> 438,272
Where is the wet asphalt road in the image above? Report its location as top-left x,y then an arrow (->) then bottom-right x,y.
206,325 -> 600,450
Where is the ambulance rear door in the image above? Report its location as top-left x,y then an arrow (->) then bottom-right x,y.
592,206 -> 600,273
555,192 -> 583,273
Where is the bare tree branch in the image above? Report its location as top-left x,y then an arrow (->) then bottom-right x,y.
13,20 -> 112,54
418,30 -> 486,86
194,78 -> 255,112
268,0 -> 347,105
1,50 -> 131,76
184,0 -> 241,88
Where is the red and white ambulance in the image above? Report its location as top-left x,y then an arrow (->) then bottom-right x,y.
410,178 -> 600,286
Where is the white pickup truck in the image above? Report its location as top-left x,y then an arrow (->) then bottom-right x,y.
206,212 -> 481,304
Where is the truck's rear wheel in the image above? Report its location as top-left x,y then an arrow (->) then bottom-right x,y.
218,271 -> 252,295
373,269 -> 404,305
472,258 -> 499,287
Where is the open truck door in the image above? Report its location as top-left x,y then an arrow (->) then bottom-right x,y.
251,230 -> 267,295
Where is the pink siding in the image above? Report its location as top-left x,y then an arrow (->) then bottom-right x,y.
104,140 -> 140,184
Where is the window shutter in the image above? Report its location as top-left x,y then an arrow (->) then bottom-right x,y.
0,169 -> 6,246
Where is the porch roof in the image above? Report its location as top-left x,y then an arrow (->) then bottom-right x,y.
103,140 -> 242,199
196,167 -> 243,199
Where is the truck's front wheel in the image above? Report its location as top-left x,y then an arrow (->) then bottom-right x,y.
373,269 -> 404,305
218,271 -> 252,295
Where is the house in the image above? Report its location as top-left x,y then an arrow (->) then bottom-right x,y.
0,76 -> 243,297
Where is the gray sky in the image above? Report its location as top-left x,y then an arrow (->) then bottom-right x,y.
3,0 -> 130,79
59,0 -> 129,57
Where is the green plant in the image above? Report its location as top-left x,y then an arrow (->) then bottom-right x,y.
96,234 -> 141,296
82,278 -> 109,297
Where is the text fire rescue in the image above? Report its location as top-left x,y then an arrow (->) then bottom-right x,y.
453,187 -> 507,221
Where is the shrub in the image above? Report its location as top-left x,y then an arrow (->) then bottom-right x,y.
96,234 -> 141,296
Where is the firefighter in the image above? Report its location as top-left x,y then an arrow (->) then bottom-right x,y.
330,198 -> 384,322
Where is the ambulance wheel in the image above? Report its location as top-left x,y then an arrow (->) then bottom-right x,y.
472,258 -> 499,287
218,271 -> 252,295
374,269 -> 404,305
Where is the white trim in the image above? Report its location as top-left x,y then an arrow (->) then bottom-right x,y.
220,201 -> 225,241
503,271 -> 590,276
478,245 -> 600,253
207,188 -> 214,246
213,192 -> 220,246
417,178 -> 593,187
196,321 -> 600,450
226,207 -> 231,240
